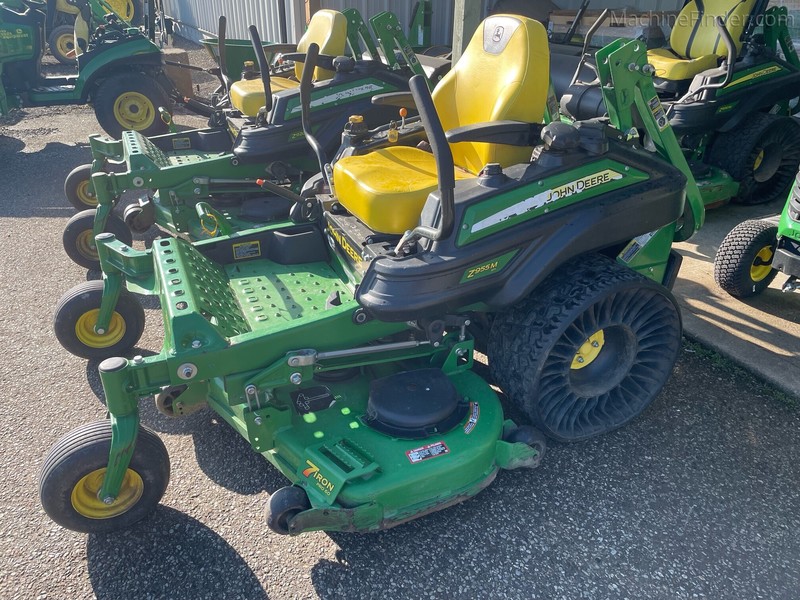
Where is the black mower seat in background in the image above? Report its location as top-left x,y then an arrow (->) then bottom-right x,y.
647,0 -> 757,81
228,9 -> 347,117
332,14 -> 550,235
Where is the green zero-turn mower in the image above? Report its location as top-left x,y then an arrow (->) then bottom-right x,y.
0,0 -> 176,137
40,15 -> 704,535
713,167 -> 800,297
553,0 -> 800,212
58,9 -> 452,272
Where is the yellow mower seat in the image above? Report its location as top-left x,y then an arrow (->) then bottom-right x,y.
647,0 -> 756,81
334,147 -> 475,234
229,9 -> 347,117
334,15 -> 550,235
229,77 -> 300,118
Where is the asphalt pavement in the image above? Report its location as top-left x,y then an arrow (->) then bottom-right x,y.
1,43 -> 799,600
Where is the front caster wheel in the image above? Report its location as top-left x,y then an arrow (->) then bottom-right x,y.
155,385 -> 206,417
489,254 -> 682,442
63,209 -> 132,270
123,203 -> 155,234
714,219 -> 779,298
64,165 -> 97,211
504,425 -> 547,468
266,486 -> 310,535
53,280 -> 145,360
39,421 -> 170,533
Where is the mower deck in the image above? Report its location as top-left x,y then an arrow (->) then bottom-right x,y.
208,365 -> 506,533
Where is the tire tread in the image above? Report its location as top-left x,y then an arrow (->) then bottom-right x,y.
489,254 -> 681,442
713,219 -> 779,297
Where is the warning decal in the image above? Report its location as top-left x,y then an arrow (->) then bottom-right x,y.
406,441 -> 449,464
647,96 -> 669,131
172,137 -> 191,150
464,402 -> 480,434
232,240 -> 261,260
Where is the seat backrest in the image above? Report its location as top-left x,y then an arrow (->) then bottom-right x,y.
74,13 -> 89,55
295,9 -> 348,81
670,0 -> 757,59
431,15 -> 549,175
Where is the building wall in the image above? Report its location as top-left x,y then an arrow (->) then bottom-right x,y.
164,0 -> 799,53
164,0 -> 305,43
164,0 -> 458,46
319,0 -> 454,46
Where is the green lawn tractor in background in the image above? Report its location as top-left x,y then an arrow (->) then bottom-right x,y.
553,0 -> 800,212
40,14 -> 703,537
1,0 -> 174,136
45,0 -> 142,63
714,168 -> 800,297
57,9 -> 447,274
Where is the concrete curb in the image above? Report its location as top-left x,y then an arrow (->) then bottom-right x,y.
674,200 -> 800,400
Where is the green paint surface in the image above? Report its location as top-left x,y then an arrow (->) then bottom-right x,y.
458,159 -> 647,246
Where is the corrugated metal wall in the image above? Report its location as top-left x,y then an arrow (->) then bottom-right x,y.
319,0 -> 454,46
164,0 -> 457,46
164,0 -> 305,43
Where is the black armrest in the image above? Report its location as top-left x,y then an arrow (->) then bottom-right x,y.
282,52 -> 337,71
371,91 -> 416,110
445,121 -> 544,146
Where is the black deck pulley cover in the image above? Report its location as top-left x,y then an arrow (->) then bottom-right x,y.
365,368 -> 468,439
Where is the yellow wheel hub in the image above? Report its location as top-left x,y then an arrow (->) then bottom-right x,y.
571,330 -> 605,370
753,149 -> 765,171
75,229 -> 98,259
71,467 -> 143,519
74,309 -> 126,348
55,33 -> 76,60
750,245 -> 774,282
105,0 -> 136,20
75,179 -> 97,207
113,92 -> 156,131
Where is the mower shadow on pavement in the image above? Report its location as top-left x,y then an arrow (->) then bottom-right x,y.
86,506 -> 268,600
0,141 -> 90,217
676,278 -> 800,355
0,131 -> 25,150
191,415 -> 288,495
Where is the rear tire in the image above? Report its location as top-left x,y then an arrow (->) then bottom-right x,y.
40,421 -> 169,533
489,254 -> 682,442
714,219 -> 779,298
64,164 -> 97,211
48,24 -> 77,64
54,279 -> 145,360
93,73 -> 171,138
105,0 -> 144,25
63,209 -> 132,270
708,113 -> 800,205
